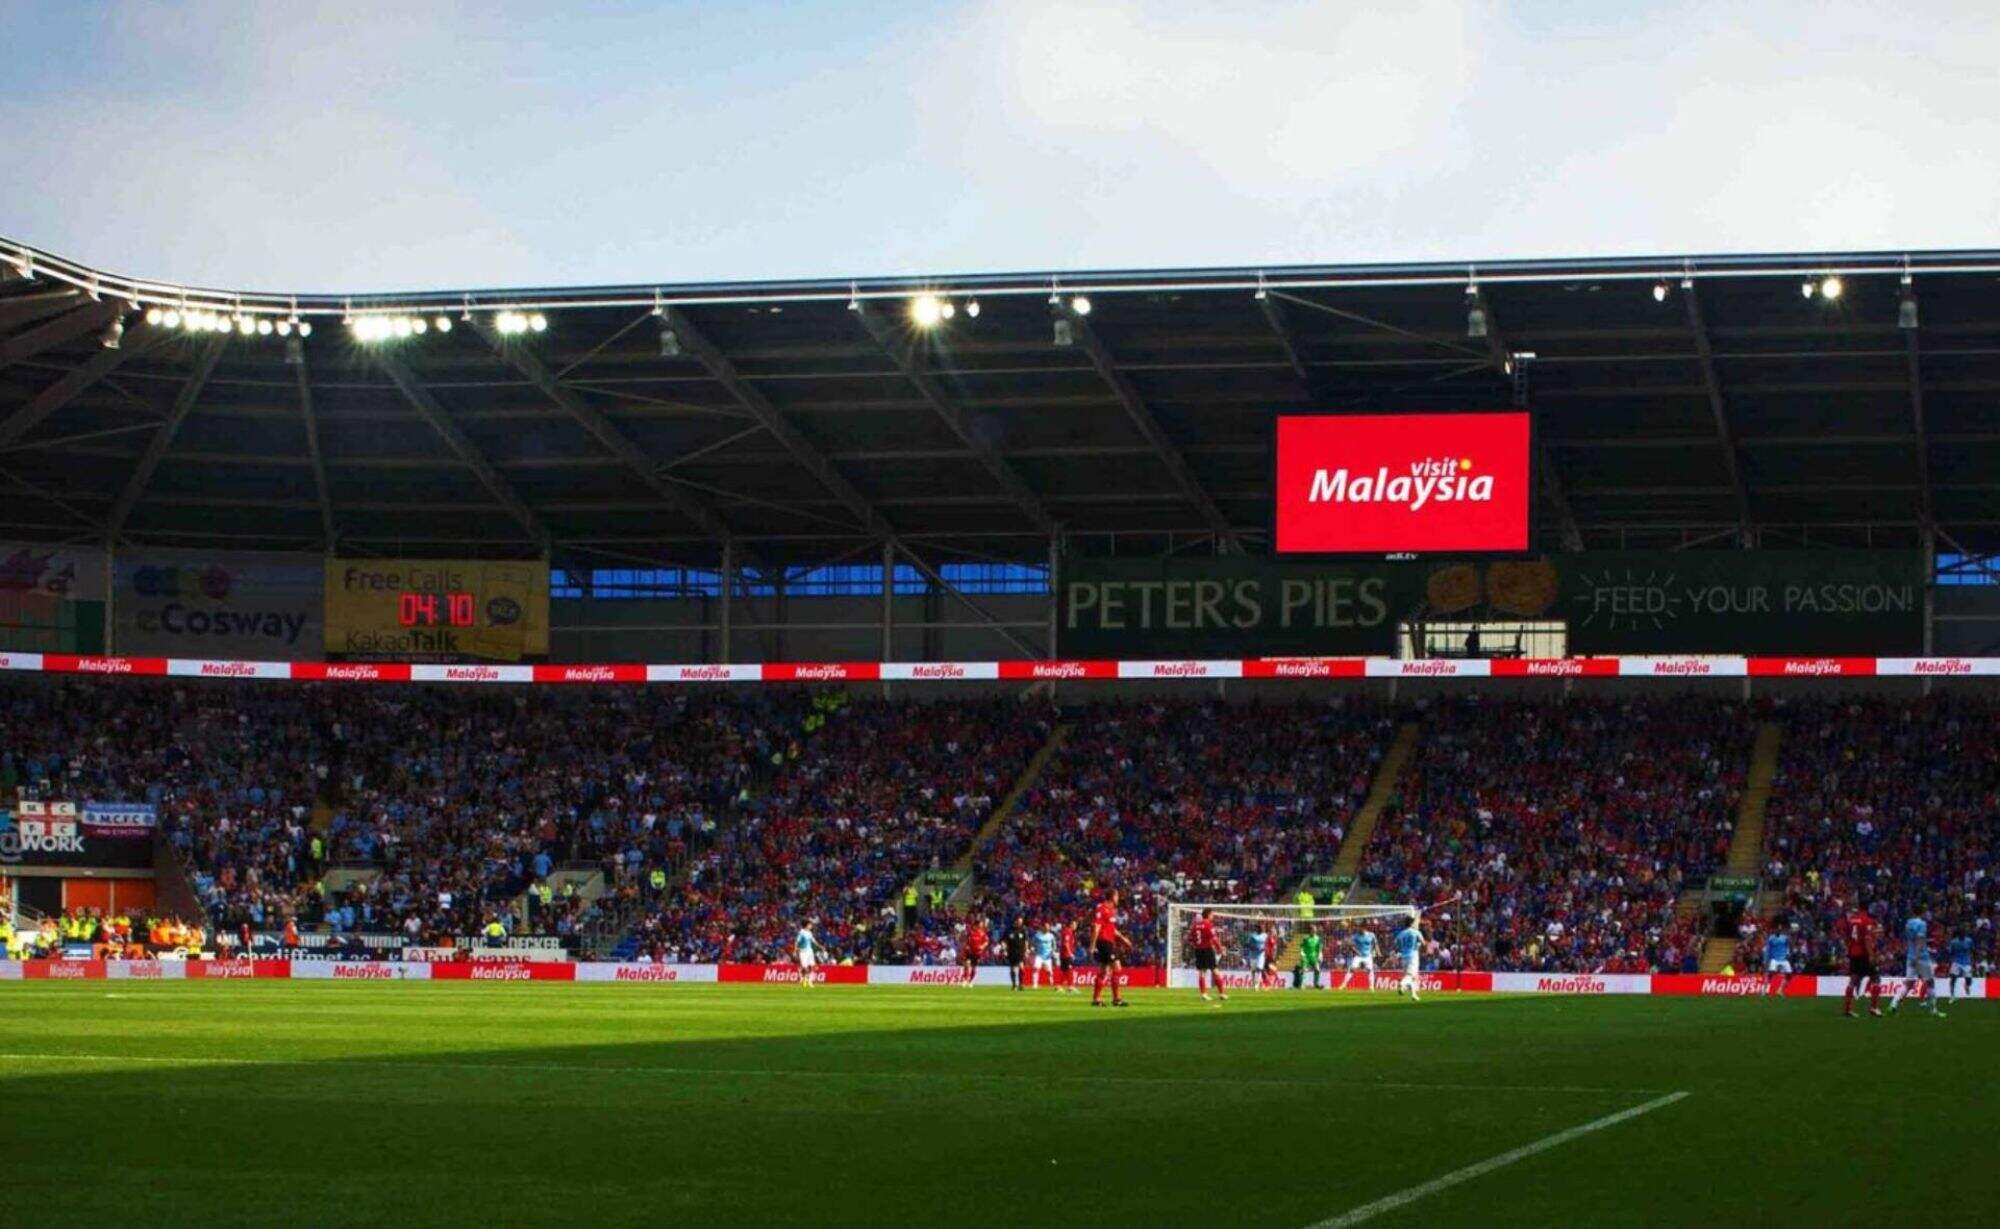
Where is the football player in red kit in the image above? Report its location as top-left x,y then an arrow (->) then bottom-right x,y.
1190,907 -> 1228,1003
1089,892 -> 1134,1008
1836,905 -> 1883,1018
962,918 -> 988,988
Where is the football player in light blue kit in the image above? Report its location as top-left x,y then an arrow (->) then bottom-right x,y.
1341,927 -> 1379,991
1889,911 -> 1939,1016
1030,922 -> 1058,991
1763,929 -> 1794,997
1944,933 -> 1975,1005
1247,927 -> 1270,991
1395,911 -> 1426,1001
795,919 -> 819,988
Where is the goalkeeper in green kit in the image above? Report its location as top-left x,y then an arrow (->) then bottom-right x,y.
1294,926 -> 1325,989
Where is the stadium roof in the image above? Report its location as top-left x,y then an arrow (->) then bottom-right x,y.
4,234 -> 2000,571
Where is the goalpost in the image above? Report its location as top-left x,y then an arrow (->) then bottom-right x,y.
1164,901 -> 1419,990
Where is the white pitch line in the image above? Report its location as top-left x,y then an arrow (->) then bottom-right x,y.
1305,1091 -> 1691,1228
0,1053 -> 1660,1097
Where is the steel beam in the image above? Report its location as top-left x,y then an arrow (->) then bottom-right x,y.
473,319 -> 736,547
853,304 -> 1058,536
1683,285 -> 1754,535
662,305 -> 893,538
1905,330 -> 1933,529
293,346 -> 338,549
1064,312 -> 1241,551
0,463 -> 102,530
1257,294 -> 1321,397
108,337 -> 226,539
891,539 -> 1037,657
0,327 -> 168,450
374,352 -> 554,552
1466,291 -> 1584,551
622,311 -> 1048,653
0,300 -> 119,374
0,288 -> 85,334
0,421 -> 164,454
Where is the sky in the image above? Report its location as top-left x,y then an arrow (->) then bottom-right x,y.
2,0 -> 1997,293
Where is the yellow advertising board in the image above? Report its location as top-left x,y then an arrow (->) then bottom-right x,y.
323,559 -> 549,661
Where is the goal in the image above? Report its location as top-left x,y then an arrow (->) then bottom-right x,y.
1164,901 -> 1417,990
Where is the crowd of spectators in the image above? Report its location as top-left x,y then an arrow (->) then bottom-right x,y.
9,675 -> 1997,978
627,696 -> 1051,963
311,686 -> 802,944
1362,697 -> 1751,973
972,699 -> 1390,961
1756,696 -> 2000,974
0,909 -> 205,959
1,678 -> 804,947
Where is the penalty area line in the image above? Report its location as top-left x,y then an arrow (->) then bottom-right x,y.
1305,1090 -> 1691,1228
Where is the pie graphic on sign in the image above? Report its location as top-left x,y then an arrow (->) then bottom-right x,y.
1487,559 -> 1559,616
1425,564 -> 1482,613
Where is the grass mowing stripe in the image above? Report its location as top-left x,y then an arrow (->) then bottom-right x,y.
1306,1090 -> 1691,1227
0,1052 -> 1660,1096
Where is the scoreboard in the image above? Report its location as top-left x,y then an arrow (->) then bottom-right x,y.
396,590 -> 478,628
324,559 -> 549,662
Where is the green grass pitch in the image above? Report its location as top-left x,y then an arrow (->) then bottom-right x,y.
0,983 -> 1993,1227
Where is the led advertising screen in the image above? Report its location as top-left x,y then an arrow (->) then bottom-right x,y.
1275,412 -> 1532,553
324,559 -> 549,662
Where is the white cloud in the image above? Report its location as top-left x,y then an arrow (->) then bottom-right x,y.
5,0 -> 2000,287
971,1 -> 1476,191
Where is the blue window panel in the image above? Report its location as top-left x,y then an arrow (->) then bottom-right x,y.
1937,553 -> 1998,586
559,561 -> 1050,598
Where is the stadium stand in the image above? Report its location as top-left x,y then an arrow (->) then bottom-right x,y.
973,699 -> 1393,961
1,678 -> 808,946
1360,698 -> 1754,974
625,697 -> 1053,963
6,675 -> 1998,978
1758,696 -> 2000,973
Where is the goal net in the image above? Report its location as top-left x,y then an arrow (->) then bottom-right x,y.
1164,901 -> 1418,991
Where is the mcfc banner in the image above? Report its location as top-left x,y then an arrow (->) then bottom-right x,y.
3,800 -> 154,869
82,802 -> 156,840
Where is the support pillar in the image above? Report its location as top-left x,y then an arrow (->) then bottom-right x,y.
719,540 -> 734,662
1922,528 -> 1936,696
881,539 -> 895,698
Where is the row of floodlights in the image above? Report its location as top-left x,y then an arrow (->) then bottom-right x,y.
904,291 -> 1091,328
355,310 -> 546,340
101,271 -> 1925,355
142,307 -> 314,337
1469,273 -> 1916,338
1648,275 -> 1851,302
131,306 -> 553,343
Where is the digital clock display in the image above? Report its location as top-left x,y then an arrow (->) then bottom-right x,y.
397,591 -> 478,627
327,559 -> 549,662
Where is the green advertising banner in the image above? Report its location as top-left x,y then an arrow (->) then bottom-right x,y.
1057,552 -> 1922,658
0,541 -> 107,654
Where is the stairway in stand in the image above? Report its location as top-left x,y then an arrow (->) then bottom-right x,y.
1330,721 -> 1424,881
1271,722 -> 1424,971
1723,722 -> 1783,880
1694,720 -> 1784,974
951,723 -> 1070,875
